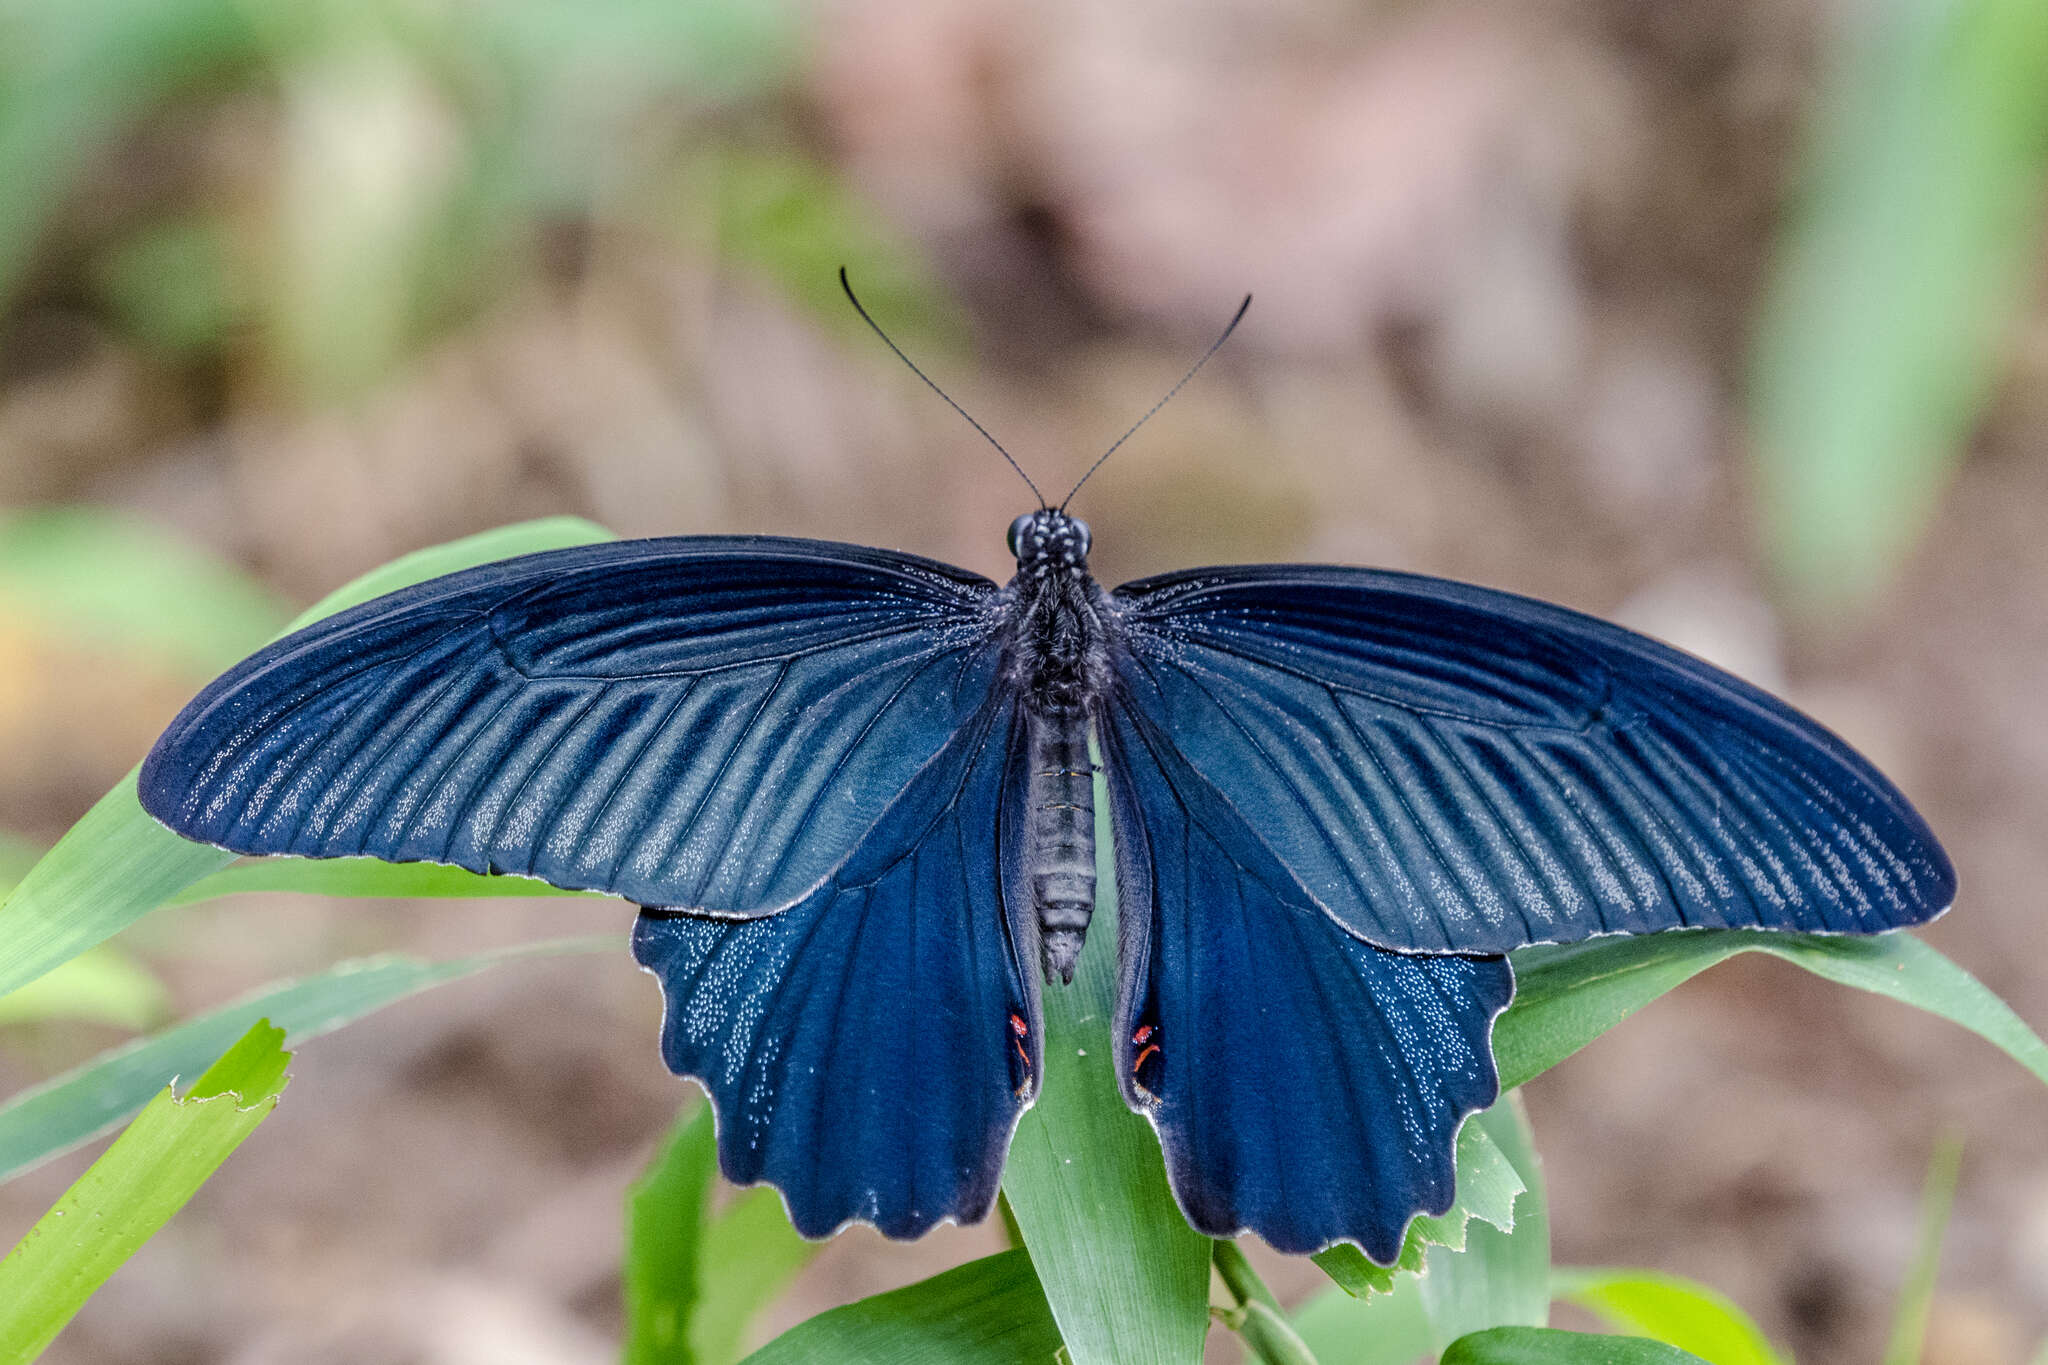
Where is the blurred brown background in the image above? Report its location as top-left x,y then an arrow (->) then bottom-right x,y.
1,0 -> 2044,1361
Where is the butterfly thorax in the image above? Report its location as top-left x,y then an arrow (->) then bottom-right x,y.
1002,510 -> 1112,983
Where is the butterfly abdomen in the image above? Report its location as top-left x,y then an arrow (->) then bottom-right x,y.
1026,707 -> 1095,984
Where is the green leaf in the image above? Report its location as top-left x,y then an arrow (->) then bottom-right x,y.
625,1105 -> 718,1365
1884,1131 -> 1964,1365
0,947 -> 168,1030
1293,1278 -> 1432,1365
0,1019 -> 290,1362
1418,1095 -> 1552,1348
174,856 -> 600,904
999,757 -> 1209,1365
0,506 -> 289,672
1553,1270 -> 1786,1365
1291,1098 -> 1548,1363
739,1250 -> 1060,1365
282,517 -> 617,630
0,935 -> 617,1184
0,516 -> 617,1003
1751,0 -> 2048,610
1312,1113 -> 1527,1296
622,1102 -> 821,1365
1497,930 -> 2048,1094
1443,1327 -> 1712,1365
693,1187 -> 818,1364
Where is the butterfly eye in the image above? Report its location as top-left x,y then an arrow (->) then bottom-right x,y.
1007,514 -> 1035,558
1070,520 -> 1091,556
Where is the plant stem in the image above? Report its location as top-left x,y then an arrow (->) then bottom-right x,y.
1213,1240 -> 1319,1365
1883,1130 -> 1964,1365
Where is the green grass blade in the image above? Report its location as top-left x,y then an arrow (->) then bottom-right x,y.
739,1250 -> 1061,1364
1312,1114 -> 1526,1297
624,1105 -> 718,1365
1498,930 -> 2048,1094
999,756 -> 1209,1365
173,857 -> 601,904
0,1019 -> 290,1362
278,518 -> 615,631
1443,1327 -> 1711,1364
621,1101 -> 821,1365
1553,1269 -> 1786,1365
0,517 -> 617,1001
0,832 -> 164,1030
1419,1095 -> 1551,1348
692,1188 -> 818,1364
1883,1132 -> 1964,1365
0,935 -> 618,1184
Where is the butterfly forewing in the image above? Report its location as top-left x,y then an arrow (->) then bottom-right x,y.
1109,564 -> 1953,955
140,537 -> 1004,915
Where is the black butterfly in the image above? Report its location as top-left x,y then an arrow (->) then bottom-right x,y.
137,288 -> 1952,1262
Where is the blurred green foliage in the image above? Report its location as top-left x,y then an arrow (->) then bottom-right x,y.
0,505 -> 289,673
0,0 -> 960,401
1752,0 -> 2048,612
1553,1270 -> 1787,1365
0,945 -> 167,1030
1882,1133 -> 1964,1365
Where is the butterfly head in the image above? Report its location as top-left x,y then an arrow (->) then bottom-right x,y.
1007,510 -> 1092,579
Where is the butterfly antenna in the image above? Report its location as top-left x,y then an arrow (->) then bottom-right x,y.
1060,293 -> 1252,512
839,267 -> 1047,508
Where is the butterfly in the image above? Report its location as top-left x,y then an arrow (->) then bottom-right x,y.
136,283 -> 1953,1262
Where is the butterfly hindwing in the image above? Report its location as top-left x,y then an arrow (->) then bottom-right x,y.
632,697 -> 1042,1239
1102,696 -> 1513,1260
140,537 -> 1002,915
1113,565 -> 1953,955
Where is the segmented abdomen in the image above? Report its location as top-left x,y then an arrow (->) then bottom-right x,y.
1026,708 -> 1095,983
